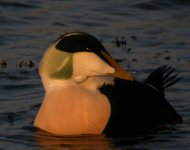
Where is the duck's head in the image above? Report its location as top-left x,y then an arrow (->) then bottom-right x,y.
39,32 -> 133,90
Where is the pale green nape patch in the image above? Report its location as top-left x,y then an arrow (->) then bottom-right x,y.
39,45 -> 73,79
50,54 -> 73,79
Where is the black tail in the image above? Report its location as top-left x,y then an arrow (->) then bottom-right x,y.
145,65 -> 182,95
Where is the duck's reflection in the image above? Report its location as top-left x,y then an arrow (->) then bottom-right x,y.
35,130 -> 114,150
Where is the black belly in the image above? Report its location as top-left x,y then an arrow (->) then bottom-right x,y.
99,78 -> 182,137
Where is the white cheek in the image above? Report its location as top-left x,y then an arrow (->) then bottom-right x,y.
72,52 -> 114,81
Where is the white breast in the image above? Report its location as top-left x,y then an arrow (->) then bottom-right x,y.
34,81 -> 111,135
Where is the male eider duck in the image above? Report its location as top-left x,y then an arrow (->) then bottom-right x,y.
34,32 -> 182,137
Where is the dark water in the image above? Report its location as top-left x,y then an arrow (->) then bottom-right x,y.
0,0 -> 190,149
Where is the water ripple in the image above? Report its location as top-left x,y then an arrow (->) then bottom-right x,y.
133,0 -> 190,11
0,1 -> 39,9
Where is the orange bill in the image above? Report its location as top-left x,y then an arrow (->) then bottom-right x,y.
100,50 -> 133,81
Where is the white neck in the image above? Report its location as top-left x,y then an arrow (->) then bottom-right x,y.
78,76 -> 114,91
41,73 -> 114,92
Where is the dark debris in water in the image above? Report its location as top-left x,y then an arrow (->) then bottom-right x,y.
112,37 -> 126,48
111,35 -> 137,50
111,35 -> 137,68
0,58 -> 38,80
130,35 -> 137,40
1,59 -> 35,70
0,59 -> 7,68
17,60 -> 35,68
110,34 -> 189,70
164,56 -> 171,60
132,58 -> 138,62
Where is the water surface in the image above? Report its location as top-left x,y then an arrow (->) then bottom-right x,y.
0,0 -> 190,149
